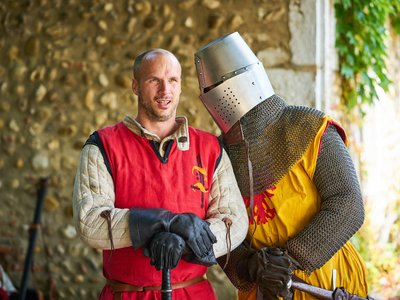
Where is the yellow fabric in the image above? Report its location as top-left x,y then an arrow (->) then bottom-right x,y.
239,116 -> 368,300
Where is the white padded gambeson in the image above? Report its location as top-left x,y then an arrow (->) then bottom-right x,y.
73,144 -> 248,257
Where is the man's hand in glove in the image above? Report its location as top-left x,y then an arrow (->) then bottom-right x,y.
182,244 -> 217,267
144,231 -> 217,269
238,247 -> 293,299
143,232 -> 185,270
169,213 -> 217,258
129,208 -> 217,259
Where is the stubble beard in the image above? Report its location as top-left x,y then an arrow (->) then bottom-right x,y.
138,96 -> 177,122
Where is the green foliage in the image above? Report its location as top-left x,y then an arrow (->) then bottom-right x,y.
352,222 -> 400,297
334,0 -> 400,113
390,1 -> 400,34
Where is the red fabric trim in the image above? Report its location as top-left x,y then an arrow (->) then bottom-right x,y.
0,288 -> 9,300
318,119 -> 348,155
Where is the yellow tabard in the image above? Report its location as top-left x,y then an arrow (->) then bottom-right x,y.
239,116 -> 369,300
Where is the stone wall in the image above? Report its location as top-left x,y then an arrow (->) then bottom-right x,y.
0,0 -> 318,299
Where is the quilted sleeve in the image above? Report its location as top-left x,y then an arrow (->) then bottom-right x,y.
206,149 -> 249,258
72,144 -> 132,249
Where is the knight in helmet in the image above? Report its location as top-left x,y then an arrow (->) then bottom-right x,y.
195,32 -> 370,299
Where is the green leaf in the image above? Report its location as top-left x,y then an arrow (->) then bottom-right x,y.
335,0 -> 398,113
341,64 -> 354,78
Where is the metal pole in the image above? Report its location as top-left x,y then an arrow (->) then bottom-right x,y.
291,281 -> 332,300
291,280 -> 370,300
161,268 -> 172,300
19,177 -> 49,300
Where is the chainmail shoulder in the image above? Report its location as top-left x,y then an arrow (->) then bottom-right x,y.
286,125 -> 365,273
224,94 -> 325,196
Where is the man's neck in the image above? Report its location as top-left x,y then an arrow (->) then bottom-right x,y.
136,117 -> 178,140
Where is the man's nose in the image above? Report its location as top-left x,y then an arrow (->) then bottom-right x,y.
159,80 -> 171,93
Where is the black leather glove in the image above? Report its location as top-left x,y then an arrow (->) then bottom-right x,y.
129,208 -> 171,250
129,208 -> 217,259
143,232 -> 217,269
169,213 -> 217,258
182,245 -> 217,266
238,247 -> 293,300
143,232 -> 185,270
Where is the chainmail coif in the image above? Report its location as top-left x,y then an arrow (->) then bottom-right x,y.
223,94 -> 325,197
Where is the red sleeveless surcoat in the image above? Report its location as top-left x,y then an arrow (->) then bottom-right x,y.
97,122 -> 220,299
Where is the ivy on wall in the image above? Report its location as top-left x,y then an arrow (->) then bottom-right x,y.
334,0 -> 400,113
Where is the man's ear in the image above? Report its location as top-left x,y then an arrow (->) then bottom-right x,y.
132,79 -> 139,95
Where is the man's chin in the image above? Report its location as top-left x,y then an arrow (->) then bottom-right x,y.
152,112 -> 175,122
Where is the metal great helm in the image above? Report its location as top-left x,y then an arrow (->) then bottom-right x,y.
195,32 -> 274,133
